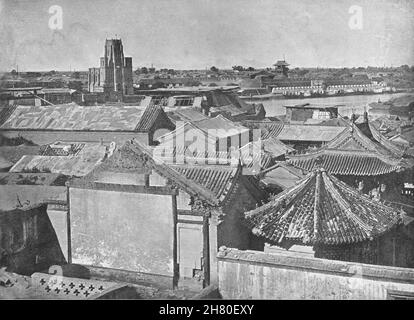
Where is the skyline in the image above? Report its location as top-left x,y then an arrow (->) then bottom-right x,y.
1,0 -> 414,72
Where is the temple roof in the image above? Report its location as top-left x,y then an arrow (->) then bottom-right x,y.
287,121 -> 405,176
273,60 -> 290,67
244,169 -> 403,246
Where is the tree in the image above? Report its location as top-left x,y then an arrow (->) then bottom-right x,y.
72,71 -> 80,79
298,69 -> 309,76
210,66 -> 219,73
139,67 -> 148,74
246,67 -> 255,71
10,69 -> 17,76
232,65 -> 244,72
68,80 -> 83,91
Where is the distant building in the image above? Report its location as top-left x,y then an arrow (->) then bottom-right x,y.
88,39 -> 134,100
273,60 -> 289,77
285,103 -> 341,124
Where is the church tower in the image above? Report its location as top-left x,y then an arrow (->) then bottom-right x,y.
88,38 -> 134,99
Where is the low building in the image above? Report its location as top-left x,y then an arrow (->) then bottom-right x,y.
156,114 -> 251,161
275,124 -> 346,150
286,116 -> 412,203
64,140 -> 267,289
0,102 -> 175,145
137,87 -> 264,121
285,103 -> 341,124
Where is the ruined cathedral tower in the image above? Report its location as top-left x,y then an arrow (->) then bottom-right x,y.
88,38 -> 133,99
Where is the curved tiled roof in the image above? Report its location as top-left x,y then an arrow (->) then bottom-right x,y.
288,151 -> 400,176
287,122 -> 405,176
171,165 -> 240,203
244,169 -> 402,246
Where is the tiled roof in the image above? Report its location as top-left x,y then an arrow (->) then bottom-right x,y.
209,105 -> 248,118
152,144 -> 234,165
10,143 -> 110,177
135,104 -> 171,132
79,140 -> 237,206
365,122 -> 407,157
157,115 -> 249,143
238,138 -> 293,171
245,169 -> 402,246
261,162 -> 307,190
171,165 -> 240,203
194,115 -> 250,136
206,91 -> 247,110
240,148 -> 274,172
287,122 -> 404,176
288,151 -> 400,176
240,119 -> 285,140
0,104 -> 17,126
277,125 -> 346,142
0,102 -> 160,132
273,60 -> 289,66
166,108 -> 209,123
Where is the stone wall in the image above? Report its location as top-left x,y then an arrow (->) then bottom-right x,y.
217,248 -> 414,300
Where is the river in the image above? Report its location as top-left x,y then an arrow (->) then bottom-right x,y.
246,92 -> 408,118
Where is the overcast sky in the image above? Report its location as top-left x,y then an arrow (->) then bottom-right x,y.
0,0 -> 413,71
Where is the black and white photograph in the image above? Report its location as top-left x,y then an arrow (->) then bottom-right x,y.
0,0 -> 413,306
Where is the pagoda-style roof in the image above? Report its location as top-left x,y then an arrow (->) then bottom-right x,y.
244,169 -> 402,246
273,60 -> 290,67
287,120 -> 405,176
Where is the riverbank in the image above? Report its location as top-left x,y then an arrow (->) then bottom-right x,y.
247,92 -> 410,117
